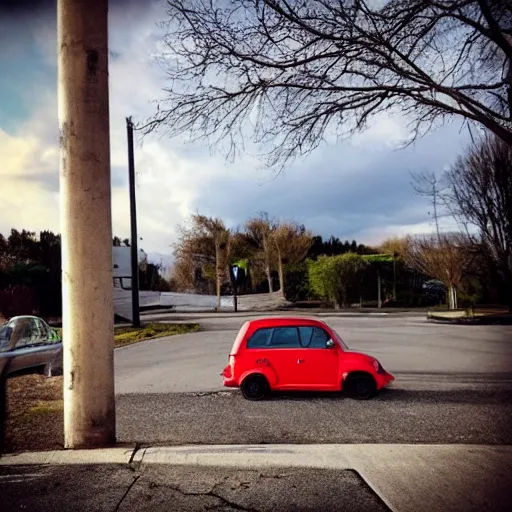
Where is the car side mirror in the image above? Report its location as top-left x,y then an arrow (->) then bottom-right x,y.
326,339 -> 335,349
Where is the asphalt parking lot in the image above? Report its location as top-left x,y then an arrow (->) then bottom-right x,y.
114,314 -> 512,446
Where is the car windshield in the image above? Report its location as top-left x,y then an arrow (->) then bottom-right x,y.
331,329 -> 349,350
0,323 -> 12,352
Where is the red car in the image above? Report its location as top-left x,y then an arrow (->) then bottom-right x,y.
222,316 -> 394,400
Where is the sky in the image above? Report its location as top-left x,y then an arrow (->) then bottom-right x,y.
0,0 -> 468,267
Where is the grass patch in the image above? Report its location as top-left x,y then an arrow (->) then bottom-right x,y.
53,322 -> 200,348
25,400 -> 64,418
113,323 -> 199,347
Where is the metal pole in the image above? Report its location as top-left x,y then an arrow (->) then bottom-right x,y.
126,117 -> 140,327
232,265 -> 239,312
377,267 -> 382,308
393,256 -> 397,300
234,278 -> 238,313
58,0 -> 115,448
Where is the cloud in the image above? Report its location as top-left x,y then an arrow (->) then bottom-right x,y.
0,0 -> 470,260
0,126 -> 60,233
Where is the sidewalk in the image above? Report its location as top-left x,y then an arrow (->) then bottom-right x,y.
1,444 -> 511,511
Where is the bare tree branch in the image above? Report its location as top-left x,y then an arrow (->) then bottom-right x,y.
141,0 -> 512,167
445,133 -> 512,308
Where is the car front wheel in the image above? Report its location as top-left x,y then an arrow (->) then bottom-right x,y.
344,373 -> 377,400
240,374 -> 269,401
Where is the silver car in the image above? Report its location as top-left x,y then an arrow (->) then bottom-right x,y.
0,316 -> 63,378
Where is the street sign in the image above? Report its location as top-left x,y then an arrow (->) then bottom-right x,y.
232,265 -> 239,280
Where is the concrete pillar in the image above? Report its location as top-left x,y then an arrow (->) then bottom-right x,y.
58,0 -> 115,448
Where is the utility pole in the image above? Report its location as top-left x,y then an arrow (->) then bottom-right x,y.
377,267 -> 382,308
58,0 -> 115,448
126,117 -> 141,327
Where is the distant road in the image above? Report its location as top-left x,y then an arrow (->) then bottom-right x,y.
115,314 -> 512,394
114,289 -> 290,320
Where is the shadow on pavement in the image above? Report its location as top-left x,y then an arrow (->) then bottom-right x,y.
263,387 -> 512,405
0,463 -> 390,512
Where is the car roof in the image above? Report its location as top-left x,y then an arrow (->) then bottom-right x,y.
244,316 -> 329,327
229,316 -> 333,354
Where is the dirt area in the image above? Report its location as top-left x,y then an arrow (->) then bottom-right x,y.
3,374 -> 63,453
1,323 -> 199,453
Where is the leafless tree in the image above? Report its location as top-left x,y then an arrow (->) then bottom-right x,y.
175,214 -> 231,310
404,233 -> 472,309
142,0 -> 512,167
379,236 -> 409,259
246,213 -> 277,292
445,133 -> 512,309
410,170 -> 449,240
169,256 -> 196,292
272,221 -> 313,295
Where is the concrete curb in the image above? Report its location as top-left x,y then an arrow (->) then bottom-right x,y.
0,447 -> 135,465
3,443 -> 511,467
427,316 -> 512,325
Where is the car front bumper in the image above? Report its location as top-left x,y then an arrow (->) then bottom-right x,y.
375,369 -> 394,389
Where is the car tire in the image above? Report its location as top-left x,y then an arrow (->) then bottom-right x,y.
344,373 -> 377,400
240,374 -> 269,401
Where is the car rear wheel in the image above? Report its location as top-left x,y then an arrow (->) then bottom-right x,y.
240,374 -> 269,401
345,373 -> 377,400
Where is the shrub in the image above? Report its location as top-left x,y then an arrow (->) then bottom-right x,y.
308,253 -> 368,308
283,262 -> 309,303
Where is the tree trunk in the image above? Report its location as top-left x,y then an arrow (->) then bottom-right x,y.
277,255 -> 285,296
504,271 -> 512,313
266,261 -> 273,293
447,285 -> 457,310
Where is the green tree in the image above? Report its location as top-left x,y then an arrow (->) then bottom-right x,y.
309,253 -> 368,308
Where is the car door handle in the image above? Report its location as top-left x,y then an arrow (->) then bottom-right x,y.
297,359 -> 305,364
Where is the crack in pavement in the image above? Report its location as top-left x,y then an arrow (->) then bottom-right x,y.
146,476 -> 261,512
113,474 -> 141,512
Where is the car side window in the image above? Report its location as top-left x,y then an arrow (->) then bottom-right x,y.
298,326 -> 331,348
247,328 -> 273,348
269,327 -> 300,348
11,318 -> 31,348
34,318 -> 51,344
247,327 -> 302,348
10,318 -> 46,349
